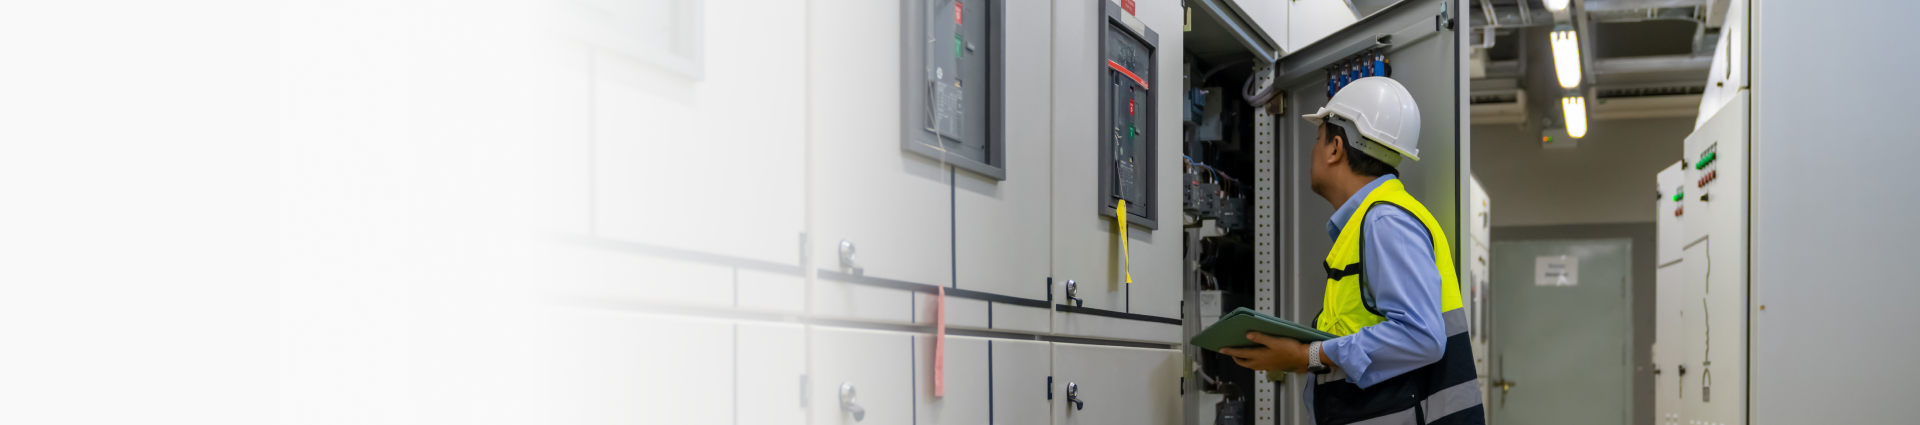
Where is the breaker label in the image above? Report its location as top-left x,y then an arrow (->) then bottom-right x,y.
933,83 -> 963,139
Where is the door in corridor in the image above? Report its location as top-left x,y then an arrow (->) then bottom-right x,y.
1488,239 -> 1632,425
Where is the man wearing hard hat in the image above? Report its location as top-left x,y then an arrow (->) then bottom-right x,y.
1219,77 -> 1484,425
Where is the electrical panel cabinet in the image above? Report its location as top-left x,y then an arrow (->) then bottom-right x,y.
990,339 -> 1054,425
903,0 -> 1005,179
811,0 -> 953,308
915,335 -> 992,425
809,327 -> 914,425
1051,343 -> 1181,425
950,0 -> 1052,315
1098,0 -> 1159,228
1049,0 -> 1182,325
1654,90 -> 1748,425
1653,161 -> 1685,425
1678,90 -> 1747,425
1467,176 -> 1492,390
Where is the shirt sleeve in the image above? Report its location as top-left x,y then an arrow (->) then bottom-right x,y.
1319,208 -> 1448,388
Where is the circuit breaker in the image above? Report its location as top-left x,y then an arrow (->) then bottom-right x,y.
1098,1 -> 1158,228
901,0 -> 1004,179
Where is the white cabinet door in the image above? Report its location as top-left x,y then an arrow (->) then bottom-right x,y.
808,0 -> 951,322
810,327 -> 914,425
953,0 -> 1051,316
1052,343 -> 1182,425
1653,262 -> 1685,423
1051,0 -> 1184,323
739,322 -> 807,425
915,335 -> 990,425
544,309 -> 732,425
992,339 -> 1053,425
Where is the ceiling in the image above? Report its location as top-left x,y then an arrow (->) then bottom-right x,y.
1468,0 -> 1718,129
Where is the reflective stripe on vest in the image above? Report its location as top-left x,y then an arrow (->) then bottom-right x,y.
1309,179 -> 1483,425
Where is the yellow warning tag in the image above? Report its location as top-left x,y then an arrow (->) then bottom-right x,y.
1117,200 -> 1132,284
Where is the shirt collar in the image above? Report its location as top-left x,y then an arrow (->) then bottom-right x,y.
1326,174 -> 1397,241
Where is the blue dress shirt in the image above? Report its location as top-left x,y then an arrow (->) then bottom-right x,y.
1317,175 -> 1448,388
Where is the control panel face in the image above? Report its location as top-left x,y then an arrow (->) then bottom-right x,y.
928,0 -> 988,157
1108,25 -> 1149,207
1097,2 -> 1157,227
901,0 -> 1002,178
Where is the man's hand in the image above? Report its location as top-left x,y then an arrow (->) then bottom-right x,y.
1218,332 -> 1313,374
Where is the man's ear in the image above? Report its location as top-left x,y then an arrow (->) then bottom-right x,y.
1324,132 -> 1346,166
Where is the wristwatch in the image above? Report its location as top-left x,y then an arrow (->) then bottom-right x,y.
1306,341 -> 1327,374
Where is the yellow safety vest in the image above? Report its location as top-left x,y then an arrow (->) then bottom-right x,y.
1306,179 -> 1483,425
1315,179 -> 1463,336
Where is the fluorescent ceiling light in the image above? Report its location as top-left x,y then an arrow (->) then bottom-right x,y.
1550,29 -> 1582,88
1543,0 -> 1570,11
1562,96 -> 1588,138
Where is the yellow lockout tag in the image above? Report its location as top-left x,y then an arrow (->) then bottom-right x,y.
1117,200 -> 1132,284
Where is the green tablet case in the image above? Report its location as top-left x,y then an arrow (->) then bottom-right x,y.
1188,307 -> 1338,352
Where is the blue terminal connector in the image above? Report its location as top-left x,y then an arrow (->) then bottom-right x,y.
1327,68 -> 1338,98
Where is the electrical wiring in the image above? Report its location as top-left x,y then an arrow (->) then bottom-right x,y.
1241,65 -> 1279,108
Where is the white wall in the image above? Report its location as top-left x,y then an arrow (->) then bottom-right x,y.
1471,117 -> 1695,226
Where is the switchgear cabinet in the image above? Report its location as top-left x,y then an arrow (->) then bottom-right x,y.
902,0 -> 1005,180
1098,0 -> 1159,229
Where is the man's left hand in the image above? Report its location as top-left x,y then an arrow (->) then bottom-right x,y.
1218,332 -> 1312,374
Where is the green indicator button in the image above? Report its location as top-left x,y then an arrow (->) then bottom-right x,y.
1674,192 -> 1684,202
1695,152 -> 1717,169
954,34 -> 964,58
1129,124 -> 1136,138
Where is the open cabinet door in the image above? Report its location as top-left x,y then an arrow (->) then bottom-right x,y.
1272,0 -> 1468,423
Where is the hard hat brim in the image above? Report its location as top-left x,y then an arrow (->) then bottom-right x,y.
1301,108 -> 1333,126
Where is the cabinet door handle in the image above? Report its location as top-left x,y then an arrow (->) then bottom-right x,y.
839,382 -> 866,421
1066,382 -> 1086,410
1065,280 -> 1084,307
839,240 -> 864,277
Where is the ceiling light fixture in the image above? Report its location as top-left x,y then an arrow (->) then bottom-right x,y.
1550,27 -> 1582,88
1561,96 -> 1588,138
1543,0 -> 1570,12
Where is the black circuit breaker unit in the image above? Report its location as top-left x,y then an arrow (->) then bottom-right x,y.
901,0 -> 1006,180
1098,1 -> 1158,228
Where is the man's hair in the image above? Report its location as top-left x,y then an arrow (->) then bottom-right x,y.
1324,122 -> 1399,177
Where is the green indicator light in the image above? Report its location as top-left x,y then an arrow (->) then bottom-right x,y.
1674,192 -> 1683,202
1695,152 -> 1717,169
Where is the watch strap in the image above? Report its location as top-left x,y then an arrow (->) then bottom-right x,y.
1307,341 -> 1326,373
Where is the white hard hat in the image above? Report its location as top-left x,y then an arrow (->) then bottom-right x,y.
1301,77 -> 1422,167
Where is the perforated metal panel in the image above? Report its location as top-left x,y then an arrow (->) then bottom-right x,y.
1252,64 -> 1279,425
